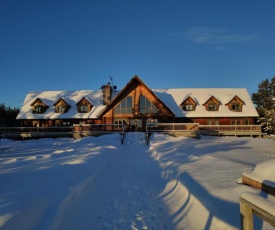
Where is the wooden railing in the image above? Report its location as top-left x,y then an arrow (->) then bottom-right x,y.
146,123 -> 200,132
146,123 -> 261,136
0,124 -> 262,139
240,192 -> 275,230
73,124 -> 124,132
199,125 -> 262,136
0,126 -> 72,134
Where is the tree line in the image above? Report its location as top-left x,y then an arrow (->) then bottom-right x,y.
0,103 -> 19,127
252,76 -> 275,134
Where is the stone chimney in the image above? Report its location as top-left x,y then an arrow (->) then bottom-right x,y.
101,82 -> 113,105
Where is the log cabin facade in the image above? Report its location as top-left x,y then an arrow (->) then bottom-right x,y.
16,75 -> 259,131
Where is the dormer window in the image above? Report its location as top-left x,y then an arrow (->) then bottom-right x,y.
208,103 -> 218,111
225,95 -> 244,112
76,97 -> 93,113
33,105 -> 44,113
80,105 -> 88,112
56,105 -> 66,113
231,103 -> 241,110
203,96 -> 220,111
54,98 -> 71,113
184,104 -> 193,111
30,98 -> 48,114
181,96 -> 197,111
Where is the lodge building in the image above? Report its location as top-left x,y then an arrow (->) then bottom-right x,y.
16,75 -> 259,131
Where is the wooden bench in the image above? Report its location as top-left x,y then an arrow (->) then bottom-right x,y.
240,192 -> 275,230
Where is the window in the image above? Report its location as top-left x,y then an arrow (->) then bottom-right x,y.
80,105 -> 88,112
33,105 -> 44,113
203,96 -> 220,111
56,105 -> 66,113
207,103 -> 218,111
31,98 -> 48,114
226,96 -> 244,112
139,96 -> 158,114
183,104 -> 194,111
230,103 -> 242,112
244,120 -> 250,125
114,119 -> 127,126
146,118 -> 158,123
231,120 -> 242,125
207,119 -> 219,125
114,96 -> 133,114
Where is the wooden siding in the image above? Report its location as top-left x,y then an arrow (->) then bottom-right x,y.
101,78 -> 175,129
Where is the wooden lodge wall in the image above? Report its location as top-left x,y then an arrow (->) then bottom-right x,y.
101,81 -> 174,127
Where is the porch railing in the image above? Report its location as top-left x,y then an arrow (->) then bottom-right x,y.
199,125 -> 262,136
146,123 -> 200,132
0,126 -> 73,134
72,124 -> 125,132
0,123 -> 262,139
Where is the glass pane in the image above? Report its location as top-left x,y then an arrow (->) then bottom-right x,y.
121,99 -> 126,108
140,96 -> 145,108
127,97 -> 132,108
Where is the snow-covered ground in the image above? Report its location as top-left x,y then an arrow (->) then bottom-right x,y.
0,133 -> 275,230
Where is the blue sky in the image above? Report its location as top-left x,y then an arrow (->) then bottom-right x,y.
1,0 -> 275,108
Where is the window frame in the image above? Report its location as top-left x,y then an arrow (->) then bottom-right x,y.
114,96 -> 133,114
139,95 -> 158,114
230,103 -> 242,112
183,104 -> 195,111
207,103 -> 218,111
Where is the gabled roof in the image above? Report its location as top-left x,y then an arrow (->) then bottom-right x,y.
76,97 -> 93,106
17,77 -> 259,120
30,98 -> 48,107
97,75 -> 175,117
225,95 -> 245,105
53,98 -> 71,107
153,88 -> 259,117
202,95 -> 221,106
17,90 -> 106,119
181,96 -> 197,105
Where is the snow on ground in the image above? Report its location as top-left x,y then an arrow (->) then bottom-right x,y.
0,133 -> 275,230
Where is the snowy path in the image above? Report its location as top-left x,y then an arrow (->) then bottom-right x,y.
50,132 -> 172,230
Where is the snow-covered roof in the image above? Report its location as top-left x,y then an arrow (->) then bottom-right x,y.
17,90 -> 106,119
17,87 -> 258,120
153,88 -> 259,117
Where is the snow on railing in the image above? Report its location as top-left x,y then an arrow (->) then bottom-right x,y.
240,192 -> 275,229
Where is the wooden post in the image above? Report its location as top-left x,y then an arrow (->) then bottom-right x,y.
240,197 -> 254,230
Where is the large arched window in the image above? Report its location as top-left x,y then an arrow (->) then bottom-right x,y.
139,96 -> 158,114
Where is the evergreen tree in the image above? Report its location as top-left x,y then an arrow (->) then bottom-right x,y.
252,77 -> 275,134
0,103 -> 19,127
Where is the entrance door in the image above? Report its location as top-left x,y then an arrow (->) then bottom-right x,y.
130,119 -> 143,131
